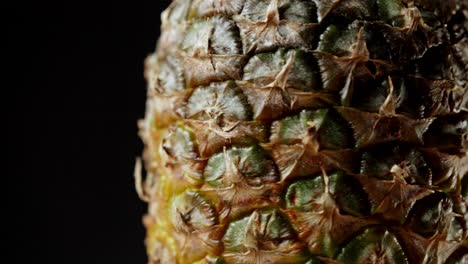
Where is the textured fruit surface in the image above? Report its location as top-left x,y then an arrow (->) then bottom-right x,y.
138,0 -> 468,263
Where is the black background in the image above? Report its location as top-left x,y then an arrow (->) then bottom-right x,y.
6,1 -> 171,263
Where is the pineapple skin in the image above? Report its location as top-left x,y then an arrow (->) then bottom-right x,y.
138,0 -> 468,263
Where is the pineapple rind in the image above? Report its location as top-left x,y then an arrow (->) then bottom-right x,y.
140,0 -> 468,263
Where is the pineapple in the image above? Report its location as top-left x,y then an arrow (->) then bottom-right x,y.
137,0 -> 468,263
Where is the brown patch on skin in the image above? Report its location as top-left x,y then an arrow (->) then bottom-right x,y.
289,89 -> 336,110
422,79 -> 467,117
336,90 -> 435,148
395,227 -> 465,264
419,148 -> 468,186
183,54 -> 247,88
357,165 -> 434,223
240,82 -> 291,120
203,178 -> 282,222
402,2 -> 429,33
186,119 -> 268,158
378,3 -> 445,61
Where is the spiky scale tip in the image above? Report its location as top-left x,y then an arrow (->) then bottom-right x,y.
139,0 -> 468,263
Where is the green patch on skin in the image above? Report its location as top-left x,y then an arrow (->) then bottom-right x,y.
377,0 -> 405,26
337,227 -> 408,264
275,110 -> 325,144
186,81 -> 252,121
330,171 -> 371,216
243,49 -> 321,91
182,16 -> 242,56
279,0 -> 317,23
163,124 -> 199,160
203,145 -> 278,187
272,109 -> 353,149
243,49 -> 290,81
221,209 -> 312,263
288,49 -> 322,91
318,109 -> 354,150
377,0 -> 445,28
223,216 -> 250,252
223,209 -> 296,251
360,145 -> 432,184
318,23 -> 361,57
318,20 -> 392,62
285,171 -> 370,216
285,175 -> 324,211
203,153 -> 225,185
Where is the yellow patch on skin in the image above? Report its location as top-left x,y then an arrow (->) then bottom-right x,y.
145,118 -> 198,263
146,172 -> 178,263
139,117 -> 178,261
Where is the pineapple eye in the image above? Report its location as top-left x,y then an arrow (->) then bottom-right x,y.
424,113 -> 468,153
285,177 -> 323,211
186,81 -> 252,122
172,191 -> 217,232
183,16 -> 242,56
406,193 -> 454,237
270,109 -> 353,149
285,171 -> 370,216
162,125 -> 198,161
154,55 -> 185,94
361,145 -> 432,184
203,145 -> 278,187
222,209 -> 310,263
243,49 -> 321,92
